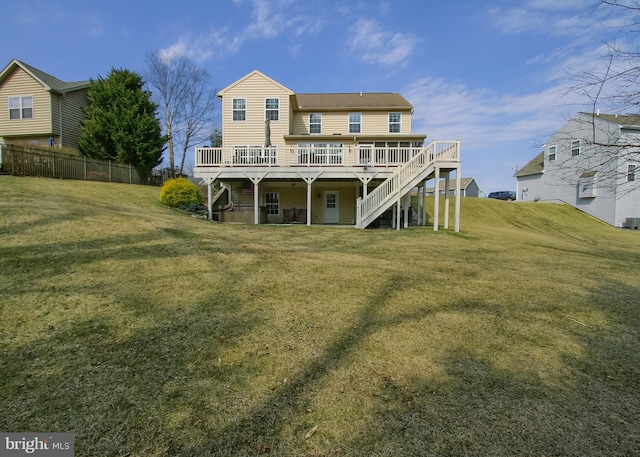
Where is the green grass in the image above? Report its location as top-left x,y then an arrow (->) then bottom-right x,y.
1,176 -> 639,456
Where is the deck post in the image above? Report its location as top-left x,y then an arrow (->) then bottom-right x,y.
396,188 -> 401,231
254,181 -> 259,224
444,172 -> 450,229
307,181 -> 312,226
207,181 -> 213,220
433,166 -> 440,231
403,193 -> 409,228
455,164 -> 461,232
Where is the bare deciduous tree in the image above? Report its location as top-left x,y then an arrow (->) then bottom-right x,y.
557,1 -> 640,194
145,52 -> 219,177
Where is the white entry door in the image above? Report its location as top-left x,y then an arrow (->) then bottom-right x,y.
323,191 -> 339,224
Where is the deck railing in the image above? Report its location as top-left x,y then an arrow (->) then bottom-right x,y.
195,145 -> 426,168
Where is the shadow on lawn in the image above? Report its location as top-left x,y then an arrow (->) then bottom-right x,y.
2,236 -> 639,456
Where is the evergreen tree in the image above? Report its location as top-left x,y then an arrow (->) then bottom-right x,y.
79,68 -> 165,182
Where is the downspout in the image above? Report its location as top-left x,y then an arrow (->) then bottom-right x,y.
58,93 -> 64,147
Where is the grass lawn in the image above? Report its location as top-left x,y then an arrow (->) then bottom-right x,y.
1,175 -> 639,456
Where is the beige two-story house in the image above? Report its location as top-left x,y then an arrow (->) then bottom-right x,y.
0,59 -> 89,150
195,70 -> 461,230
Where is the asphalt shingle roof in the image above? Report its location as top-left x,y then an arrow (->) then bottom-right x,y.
293,93 -> 413,111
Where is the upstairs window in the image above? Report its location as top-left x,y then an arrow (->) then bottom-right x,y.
9,96 -> 33,120
628,164 -> 637,182
389,112 -> 401,133
309,113 -> 322,133
349,112 -> 361,133
548,145 -> 557,161
265,98 -> 279,121
232,98 -> 246,121
571,139 -> 581,156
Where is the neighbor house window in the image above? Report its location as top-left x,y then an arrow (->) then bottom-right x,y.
232,98 -> 246,121
265,98 -> 279,121
389,112 -> 401,133
266,192 -> 280,215
349,113 -> 361,133
309,113 -> 322,133
571,139 -> 581,156
628,164 -> 637,182
9,96 -> 33,120
548,145 -> 557,161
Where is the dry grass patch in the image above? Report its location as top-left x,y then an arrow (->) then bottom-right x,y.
1,176 -> 639,456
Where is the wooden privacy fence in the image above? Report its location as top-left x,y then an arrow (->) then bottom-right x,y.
0,144 -> 145,184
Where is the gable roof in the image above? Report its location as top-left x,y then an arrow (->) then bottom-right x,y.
515,151 -> 544,177
293,93 -> 413,111
426,177 -> 477,191
0,59 -> 90,94
217,69 -> 294,97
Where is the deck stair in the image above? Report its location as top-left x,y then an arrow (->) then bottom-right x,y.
356,140 -> 459,229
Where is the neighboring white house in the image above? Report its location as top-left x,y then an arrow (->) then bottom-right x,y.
515,112 -> 640,227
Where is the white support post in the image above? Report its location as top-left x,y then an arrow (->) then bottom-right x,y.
254,181 -> 259,224
455,165 -> 461,232
307,181 -> 312,226
403,193 -> 409,228
423,184 -> 427,226
444,172 -> 450,230
207,181 -> 213,220
396,190 -> 401,231
417,185 -> 422,225
356,197 -> 362,228
433,166 -> 440,231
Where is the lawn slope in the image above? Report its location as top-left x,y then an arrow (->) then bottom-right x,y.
1,176 -> 639,456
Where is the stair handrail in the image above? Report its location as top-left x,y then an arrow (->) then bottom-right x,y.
356,140 -> 459,227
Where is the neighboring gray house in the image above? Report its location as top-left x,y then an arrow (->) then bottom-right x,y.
425,177 -> 480,197
516,112 -> 640,227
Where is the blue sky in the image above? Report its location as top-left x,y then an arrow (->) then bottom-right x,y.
1,0 -> 634,193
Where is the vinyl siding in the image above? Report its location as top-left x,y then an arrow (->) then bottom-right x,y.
59,88 -> 88,149
0,67 -> 52,138
221,73 -> 291,148
292,110 -> 412,136
221,180 -> 358,225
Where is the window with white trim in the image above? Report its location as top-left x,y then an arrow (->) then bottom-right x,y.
548,145 -> 557,161
628,164 -> 636,182
265,98 -> 279,121
309,113 -> 321,133
266,192 -> 280,215
9,96 -> 33,119
389,112 -> 401,133
349,112 -> 361,133
571,139 -> 581,156
232,98 -> 246,121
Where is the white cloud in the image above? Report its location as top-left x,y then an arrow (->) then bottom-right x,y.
349,19 -> 418,66
158,0 -> 326,62
403,77 -> 577,150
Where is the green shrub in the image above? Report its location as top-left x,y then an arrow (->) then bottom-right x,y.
159,177 -> 203,207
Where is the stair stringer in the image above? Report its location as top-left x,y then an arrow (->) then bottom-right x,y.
357,162 -> 435,228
